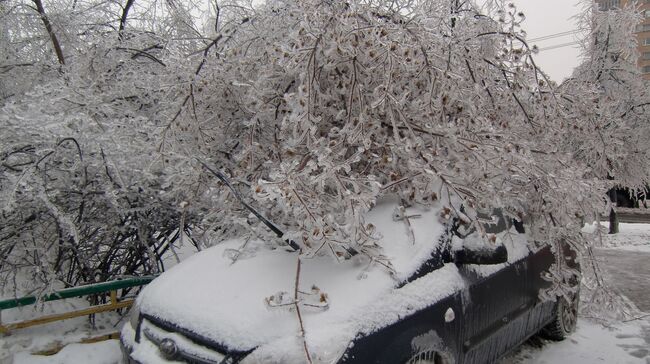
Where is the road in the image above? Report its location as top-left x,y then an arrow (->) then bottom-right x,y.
594,248 -> 650,312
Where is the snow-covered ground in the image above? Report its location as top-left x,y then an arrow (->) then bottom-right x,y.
585,221 -> 650,253
12,340 -> 123,364
1,300 -> 126,364
4,223 -> 650,364
1,240 -> 198,364
503,319 -> 650,364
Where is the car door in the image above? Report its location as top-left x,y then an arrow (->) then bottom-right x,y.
457,213 -> 537,364
338,255 -> 467,363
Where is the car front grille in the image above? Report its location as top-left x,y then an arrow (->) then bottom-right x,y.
140,316 -> 235,364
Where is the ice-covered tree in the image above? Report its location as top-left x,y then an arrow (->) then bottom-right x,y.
170,0 -> 604,260
546,0 -> 650,318
562,1 -> 650,234
2,0 -> 648,304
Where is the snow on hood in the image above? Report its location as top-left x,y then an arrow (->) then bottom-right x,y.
241,264 -> 466,364
135,198 -> 467,361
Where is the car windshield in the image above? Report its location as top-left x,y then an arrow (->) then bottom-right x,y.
363,196 -> 449,282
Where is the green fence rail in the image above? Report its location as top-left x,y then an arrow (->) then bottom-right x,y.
0,276 -> 157,310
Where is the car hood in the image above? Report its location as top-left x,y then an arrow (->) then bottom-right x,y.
135,198 -> 466,362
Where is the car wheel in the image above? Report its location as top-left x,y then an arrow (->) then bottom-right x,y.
542,290 -> 579,340
405,350 -> 452,364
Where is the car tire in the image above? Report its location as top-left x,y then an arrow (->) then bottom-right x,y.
541,290 -> 579,341
405,350 -> 452,364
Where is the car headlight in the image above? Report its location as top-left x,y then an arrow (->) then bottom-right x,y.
129,301 -> 141,329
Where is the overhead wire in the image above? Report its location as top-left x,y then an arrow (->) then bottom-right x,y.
521,28 -> 588,52
537,41 -> 582,52
527,28 -> 588,42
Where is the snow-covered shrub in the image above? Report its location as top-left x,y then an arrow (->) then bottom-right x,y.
0,21 -> 202,295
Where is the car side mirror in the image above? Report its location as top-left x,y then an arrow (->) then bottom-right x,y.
454,245 -> 508,265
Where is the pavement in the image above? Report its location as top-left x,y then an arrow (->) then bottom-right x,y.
595,248 -> 650,313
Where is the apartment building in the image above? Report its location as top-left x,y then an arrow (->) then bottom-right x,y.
597,0 -> 650,78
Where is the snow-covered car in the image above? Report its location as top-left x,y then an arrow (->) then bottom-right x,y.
120,199 -> 580,364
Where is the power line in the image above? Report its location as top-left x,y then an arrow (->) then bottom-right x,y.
537,41 -> 582,52
528,28 -> 588,43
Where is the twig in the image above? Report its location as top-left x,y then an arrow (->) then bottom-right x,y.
228,237 -> 251,265
381,172 -> 423,191
622,313 -> 650,323
115,47 -> 166,66
292,188 -> 317,223
294,255 -> 313,364
197,159 -> 300,251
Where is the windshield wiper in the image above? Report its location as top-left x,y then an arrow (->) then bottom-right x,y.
197,159 -> 301,251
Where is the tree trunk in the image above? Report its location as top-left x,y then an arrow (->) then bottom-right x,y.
32,0 -> 65,65
608,187 -> 619,234
609,207 -> 619,234
118,0 -> 136,39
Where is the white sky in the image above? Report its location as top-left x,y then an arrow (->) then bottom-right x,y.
509,0 -> 587,82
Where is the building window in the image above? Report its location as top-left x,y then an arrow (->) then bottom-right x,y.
644,52 -> 650,60
597,0 -> 620,11
645,38 -> 650,46
643,65 -> 650,74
